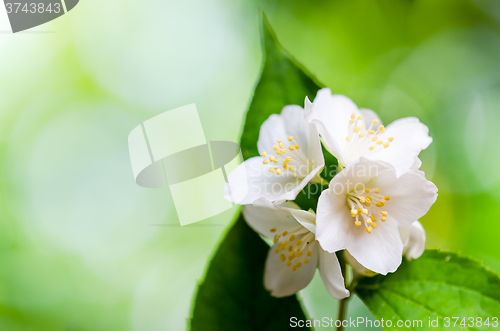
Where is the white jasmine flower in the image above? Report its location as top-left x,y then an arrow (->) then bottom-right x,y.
400,220 -> 426,261
315,158 -> 437,275
346,221 -> 427,277
225,105 -> 325,204
306,88 -> 432,175
243,198 -> 349,299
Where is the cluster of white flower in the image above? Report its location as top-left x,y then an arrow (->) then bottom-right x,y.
224,88 -> 438,299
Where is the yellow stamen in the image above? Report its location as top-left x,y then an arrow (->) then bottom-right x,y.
378,125 -> 385,133
283,231 -> 288,236
381,216 -> 387,222
372,137 -> 378,142
369,146 -> 374,151
292,266 -> 297,272
346,136 -> 351,142
355,220 -> 361,227
307,251 -> 312,257
261,152 -> 267,157
276,169 -> 282,175
289,234 -> 296,241
376,140 -> 383,145
286,261 -> 292,266
372,223 -> 378,228
388,137 -> 394,142
358,133 -> 365,138
295,144 -> 300,149
288,136 -> 294,142
375,188 -> 380,194
349,119 -> 355,124
362,208 -> 368,215
289,145 -> 295,151
296,262 -> 302,268
351,113 -> 356,119
304,259 -> 309,264
373,119 -> 379,124
353,126 -> 360,133
289,166 -> 294,170
365,188 -> 370,193
366,227 -> 373,233
289,251 -> 295,257
384,195 -> 391,201
272,145 -> 279,151
280,254 -> 286,261
297,250 -> 302,257
358,116 -> 364,120
383,142 -> 390,148
263,160 -> 269,164
270,228 -> 276,232
275,249 -> 279,254
368,130 -> 375,135
381,211 -> 388,216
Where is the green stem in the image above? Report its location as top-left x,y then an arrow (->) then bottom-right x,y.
336,252 -> 351,331
336,296 -> 350,331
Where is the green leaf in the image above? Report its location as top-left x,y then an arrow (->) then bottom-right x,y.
355,250 -> 500,330
190,217 -> 311,331
190,14 -> 326,330
239,14 -> 322,160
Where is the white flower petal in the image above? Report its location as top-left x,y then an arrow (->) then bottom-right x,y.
410,157 -> 422,171
224,157 -> 317,204
402,221 -> 426,260
373,167 -> 438,227
257,105 -> 323,166
344,251 -> 378,278
307,88 -> 361,165
315,188 -> 353,253
345,216 -> 403,275
290,209 -> 317,234
318,249 -> 349,299
372,117 -> 433,176
264,242 -> 318,297
242,198 -> 301,239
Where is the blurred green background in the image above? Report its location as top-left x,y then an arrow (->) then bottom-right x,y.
1,0 -> 500,330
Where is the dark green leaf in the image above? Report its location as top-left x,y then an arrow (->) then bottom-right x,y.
190,217 -> 311,331
239,14 -> 322,160
190,14 -> 326,330
355,250 -> 500,330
